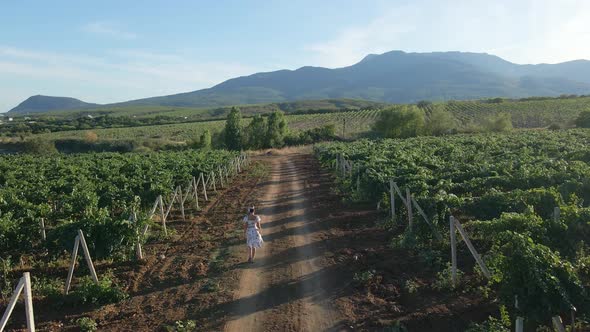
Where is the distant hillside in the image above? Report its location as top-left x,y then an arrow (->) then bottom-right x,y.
114,51 -> 590,107
8,95 -> 98,114
10,50 -> 590,114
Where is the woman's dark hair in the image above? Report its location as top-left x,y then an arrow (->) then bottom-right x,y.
249,207 -> 255,213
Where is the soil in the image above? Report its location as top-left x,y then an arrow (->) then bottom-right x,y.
3,150 -> 496,331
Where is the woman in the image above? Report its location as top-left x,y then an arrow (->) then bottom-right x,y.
243,206 -> 263,263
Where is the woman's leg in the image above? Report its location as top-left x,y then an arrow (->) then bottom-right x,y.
247,246 -> 252,261
251,247 -> 257,261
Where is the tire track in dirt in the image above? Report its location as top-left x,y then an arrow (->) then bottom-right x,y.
224,153 -> 349,332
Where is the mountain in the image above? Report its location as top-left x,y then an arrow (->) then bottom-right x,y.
8,95 -> 98,114
105,51 -> 590,106
9,51 -> 590,114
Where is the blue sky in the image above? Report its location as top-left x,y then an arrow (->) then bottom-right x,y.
1,0 -> 590,112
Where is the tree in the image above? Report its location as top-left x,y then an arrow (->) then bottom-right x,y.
373,105 -> 425,138
224,107 -> 243,150
265,111 -> 288,148
424,105 -> 457,136
198,129 -> 211,149
574,110 -> 590,128
245,114 -> 267,149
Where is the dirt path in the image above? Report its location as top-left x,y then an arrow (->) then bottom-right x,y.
224,153 -> 347,332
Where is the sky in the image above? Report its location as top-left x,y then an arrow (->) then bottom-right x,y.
1,0 -> 590,112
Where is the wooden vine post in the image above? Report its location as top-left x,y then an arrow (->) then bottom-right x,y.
449,216 -> 458,287
515,296 -> 524,332
389,180 -> 395,220
200,173 -> 208,201
159,195 -> 167,235
0,272 -> 35,332
130,212 -> 143,260
451,217 -> 491,279
192,176 -> 200,210
218,166 -> 225,188
406,188 -> 413,231
177,186 -> 186,221
65,230 -> 99,295
40,218 -> 46,241
211,172 -> 217,192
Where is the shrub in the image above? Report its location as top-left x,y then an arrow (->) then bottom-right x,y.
433,263 -> 463,291
76,317 -> 98,332
373,105 -> 425,138
84,131 -> 98,143
575,110 -> 590,128
164,320 -> 197,332
23,138 -> 58,155
68,274 -> 128,305
403,279 -> 419,294
425,105 -> 457,136
353,269 -> 376,286
465,306 -> 511,332
482,112 -> 513,132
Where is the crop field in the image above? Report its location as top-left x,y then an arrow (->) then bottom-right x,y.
32,109 -> 382,143
0,149 -> 238,257
315,129 -> 590,327
437,96 -> 590,127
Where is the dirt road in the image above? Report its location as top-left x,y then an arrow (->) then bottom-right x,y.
224,153 -> 347,332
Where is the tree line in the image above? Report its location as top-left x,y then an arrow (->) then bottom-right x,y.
196,107 -> 337,151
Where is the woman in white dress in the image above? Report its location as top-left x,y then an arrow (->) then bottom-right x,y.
243,206 -> 263,263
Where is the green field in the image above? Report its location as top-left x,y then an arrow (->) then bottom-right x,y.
315,129 -> 590,325
33,109 -> 382,143
0,149 -> 239,256
436,96 -> 590,127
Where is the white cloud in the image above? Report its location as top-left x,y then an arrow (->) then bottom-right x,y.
305,0 -> 590,67
83,21 -> 138,40
0,46 -> 264,111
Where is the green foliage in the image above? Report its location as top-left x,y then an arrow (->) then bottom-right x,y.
482,112 -> 513,132
432,263 -> 464,291
32,276 -> 63,301
465,316 -> 511,332
0,256 -> 12,300
315,129 -> 590,320
224,107 -> 243,150
575,110 -> 590,128
0,150 -> 236,256
68,274 -> 128,305
197,129 -> 211,149
373,105 -> 425,138
265,111 -> 288,148
164,320 -> 197,332
285,124 -> 337,145
244,114 -> 267,149
23,137 -> 58,154
487,232 -> 585,323
76,317 -> 98,332
353,269 -> 376,286
403,279 -> 419,294
424,105 -> 457,136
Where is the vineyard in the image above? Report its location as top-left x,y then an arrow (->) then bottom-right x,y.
436,97 -> 590,128
26,109 -> 381,144
314,129 -> 590,329
0,149 -> 243,260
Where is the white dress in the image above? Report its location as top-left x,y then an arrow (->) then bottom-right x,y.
243,215 -> 264,248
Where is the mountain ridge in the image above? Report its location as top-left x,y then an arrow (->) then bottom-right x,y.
8,50 -> 590,114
